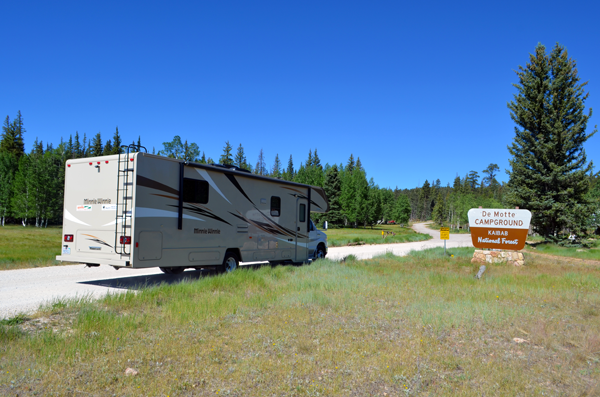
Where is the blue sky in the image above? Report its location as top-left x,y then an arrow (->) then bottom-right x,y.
1,0 -> 598,189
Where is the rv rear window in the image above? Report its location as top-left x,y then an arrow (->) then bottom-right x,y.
183,178 -> 209,204
270,196 -> 281,217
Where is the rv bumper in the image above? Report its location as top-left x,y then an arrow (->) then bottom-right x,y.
55,255 -> 131,268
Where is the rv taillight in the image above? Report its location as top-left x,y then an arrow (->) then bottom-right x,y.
64,234 -> 74,242
120,236 -> 131,245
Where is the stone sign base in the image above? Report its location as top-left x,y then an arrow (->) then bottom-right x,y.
471,250 -> 524,266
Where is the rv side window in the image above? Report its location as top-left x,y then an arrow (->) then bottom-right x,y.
299,203 -> 306,223
183,178 -> 209,204
270,196 -> 281,217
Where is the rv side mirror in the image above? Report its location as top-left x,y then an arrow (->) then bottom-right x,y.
323,221 -> 328,230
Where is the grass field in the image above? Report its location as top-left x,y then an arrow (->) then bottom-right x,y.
1,248 -> 599,395
524,239 -> 600,262
0,225 -> 62,270
324,225 -> 430,247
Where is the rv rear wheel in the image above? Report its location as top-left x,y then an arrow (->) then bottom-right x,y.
222,251 -> 239,273
159,267 -> 185,275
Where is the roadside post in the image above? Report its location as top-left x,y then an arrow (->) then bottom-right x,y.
440,227 -> 449,255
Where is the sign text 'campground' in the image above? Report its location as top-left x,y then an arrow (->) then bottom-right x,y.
468,209 -> 532,250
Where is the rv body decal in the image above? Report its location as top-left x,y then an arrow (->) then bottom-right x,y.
82,233 -> 114,249
195,168 -> 231,204
64,209 -> 90,226
136,207 -> 204,221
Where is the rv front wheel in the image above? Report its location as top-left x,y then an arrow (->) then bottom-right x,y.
315,244 -> 326,259
222,251 -> 239,273
159,267 -> 185,275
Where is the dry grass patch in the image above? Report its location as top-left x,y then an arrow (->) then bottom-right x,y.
1,248 -> 599,396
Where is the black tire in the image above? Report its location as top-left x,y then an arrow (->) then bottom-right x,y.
159,267 -> 185,275
315,244 -> 326,260
221,251 -> 239,273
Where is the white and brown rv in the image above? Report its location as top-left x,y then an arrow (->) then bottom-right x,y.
56,150 -> 329,273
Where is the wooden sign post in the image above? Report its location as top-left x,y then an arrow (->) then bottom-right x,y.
467,208 -> 531,250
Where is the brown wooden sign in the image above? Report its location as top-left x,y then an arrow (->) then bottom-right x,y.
468,209 -> 531,250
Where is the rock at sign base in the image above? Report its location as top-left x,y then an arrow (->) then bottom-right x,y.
125,367 -> 138,376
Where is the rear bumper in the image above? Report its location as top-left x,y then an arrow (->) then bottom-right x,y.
56,255 -> 131,268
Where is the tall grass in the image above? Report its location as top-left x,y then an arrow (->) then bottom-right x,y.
1,248 -> 599,395
0,225 -> 62,270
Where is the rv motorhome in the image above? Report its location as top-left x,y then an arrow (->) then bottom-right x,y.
55,149 -> 329,273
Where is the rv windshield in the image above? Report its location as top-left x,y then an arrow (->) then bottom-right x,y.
310,219 -> 316,231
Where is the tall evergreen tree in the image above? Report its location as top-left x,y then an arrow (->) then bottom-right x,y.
254,149 -> 267,175
111,127 -> 123,154
73,132 -> 82,158
103,139 -> 113,155
91,132 -> 103,157
284,155 -> 295,181
323,164 -> 343,226
394,194 -> 411,225
0,152 -> 16,225
219,141 -> 233,165
507,43 -> 597,239
0,113 -> 25,159
234,144 -> 248,169
271,154 -> 282,178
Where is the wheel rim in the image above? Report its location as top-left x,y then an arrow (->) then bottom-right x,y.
225,257 -> 237,272
316,248 -> 324,259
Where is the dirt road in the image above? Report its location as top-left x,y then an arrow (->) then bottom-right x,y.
0,223 -> 473,319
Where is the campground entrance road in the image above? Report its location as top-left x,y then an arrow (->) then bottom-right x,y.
326,222 -> 473,260
0,223 -> 473,319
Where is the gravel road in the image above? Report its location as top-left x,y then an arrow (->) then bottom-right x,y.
0,222 -> 473,319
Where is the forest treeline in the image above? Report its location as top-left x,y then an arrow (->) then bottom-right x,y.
0,112 -> 534,229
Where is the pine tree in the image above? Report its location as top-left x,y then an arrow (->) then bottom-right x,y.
0,152 -> 16,225
393,194 -> 411,225
323,164 -> 343,226
234,144 -> 248,169
73,132 -> 82,158
103,139 -> 113,155
91,132 -> 103,157
82,133 -> 88,157
111,127 -> 123,154
507,43 -> 597,239
65,135 -> 74,159
220,141 -> 233,165
271,154 -> 282,178
284,155 -> 295,181
0,113 -> 25,159
254,149 -> 266,175
11,155 -> 33,226
432,191 -> 446,225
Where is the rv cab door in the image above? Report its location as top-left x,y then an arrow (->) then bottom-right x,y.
295,198 -> 309,262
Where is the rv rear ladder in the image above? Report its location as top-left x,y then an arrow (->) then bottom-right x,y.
114,144 -> 147,255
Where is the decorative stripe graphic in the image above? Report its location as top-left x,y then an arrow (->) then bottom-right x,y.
136,207 -> 204,221
82,234 -> 113,248
137,175 -> 179,196
287,193 -> 323,210
168,204 -> 232,226
64,209 -> 90,226
229,211 -> 307,239
225,174 -> 254,205
195,168 -> 231,204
